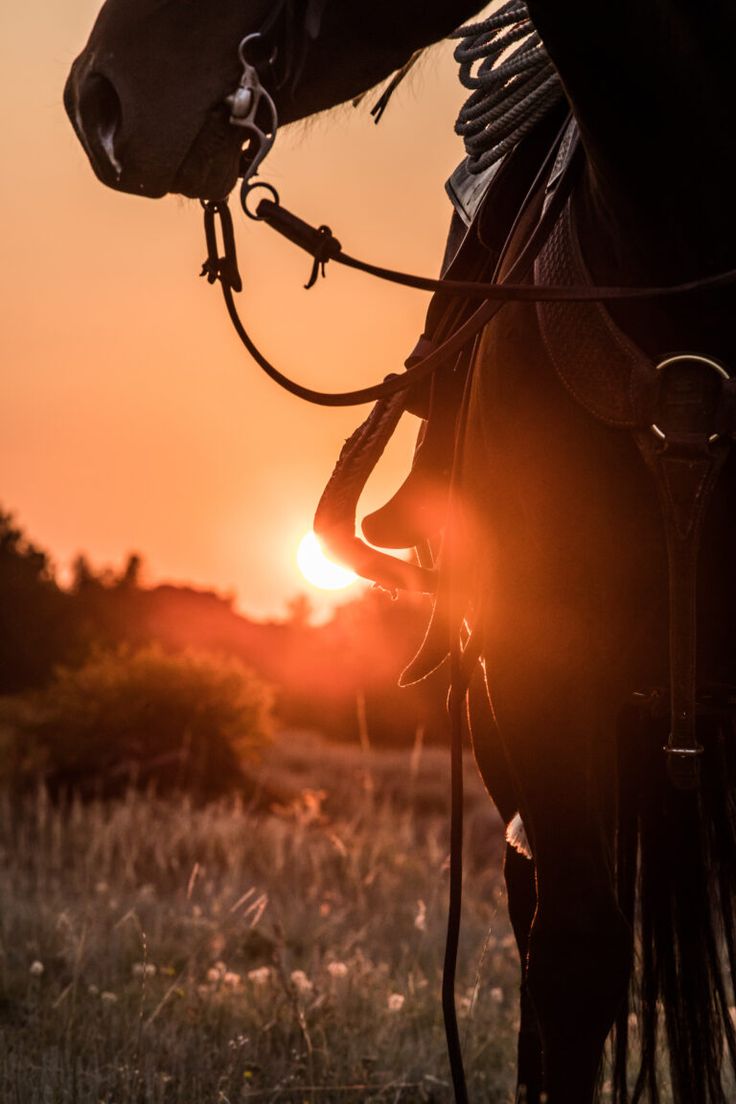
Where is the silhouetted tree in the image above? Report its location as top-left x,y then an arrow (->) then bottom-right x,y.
0,510 -> 72,692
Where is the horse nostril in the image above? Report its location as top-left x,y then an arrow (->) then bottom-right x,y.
76,71 -> 124,177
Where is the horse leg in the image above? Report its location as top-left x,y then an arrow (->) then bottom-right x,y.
525,831 -> 632,1103
483,631 -> 635,1103
504,844 -> 544,1104
467,668 -> 545,1100
502,750 -> 631,1104
461,302 -> 669,1100
478,591 -> 638,1101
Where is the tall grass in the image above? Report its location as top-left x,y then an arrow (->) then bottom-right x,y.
0,733 -> 520,1102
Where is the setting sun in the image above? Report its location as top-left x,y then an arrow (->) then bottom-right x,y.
296,531 -> 358,591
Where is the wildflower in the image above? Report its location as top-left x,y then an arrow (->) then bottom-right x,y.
207,961 -> 227,984
132,962 -> 156,978
100,991 -> 118,1004
414,899 -> 427,932
29,960 -> 44,977
247,966 -> 272,986
223,971 -> 241,988
88,984 -> 99,996
290,969 -> 313,995
490,987 -> 504,1004
387,992 -> 405,1012
327,961 -> 348,979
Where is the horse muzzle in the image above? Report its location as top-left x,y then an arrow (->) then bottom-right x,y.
64,54 -> 243,201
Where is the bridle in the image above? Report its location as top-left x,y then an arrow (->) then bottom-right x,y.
204,30 -> 736,409
200,22 -> 736,1104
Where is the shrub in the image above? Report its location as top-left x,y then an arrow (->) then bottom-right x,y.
0,645 -> 272,799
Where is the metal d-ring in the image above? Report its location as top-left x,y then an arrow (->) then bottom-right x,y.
650,353 -> 730,443
241,180 -> 280,220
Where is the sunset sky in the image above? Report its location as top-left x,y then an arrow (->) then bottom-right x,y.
2,0 -> 475,619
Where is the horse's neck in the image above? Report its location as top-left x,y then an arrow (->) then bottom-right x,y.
528,0 -> 736,282
278,0 -> 484,123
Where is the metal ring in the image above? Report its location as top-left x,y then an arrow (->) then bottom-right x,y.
651,353 -> 730,443
238,33 -> 261,65
237,33 -> 278,70
240,181 -> 280,220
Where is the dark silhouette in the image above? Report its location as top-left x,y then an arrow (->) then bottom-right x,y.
63,4 -> 736,1103
0,511 -> 73,693
0,510 -> 446,747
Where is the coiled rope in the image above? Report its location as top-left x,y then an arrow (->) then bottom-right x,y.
452,1 -> 565,174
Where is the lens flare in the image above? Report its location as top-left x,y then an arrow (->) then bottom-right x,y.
296,531 -> 357,591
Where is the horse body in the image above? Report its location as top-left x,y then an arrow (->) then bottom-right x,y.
64,3 -> 736,1102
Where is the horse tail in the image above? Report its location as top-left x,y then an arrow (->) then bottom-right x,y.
612,699 -> 736,1104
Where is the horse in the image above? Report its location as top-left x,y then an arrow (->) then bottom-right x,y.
64,2 -> 736,1102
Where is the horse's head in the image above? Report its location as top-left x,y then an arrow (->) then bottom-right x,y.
64,0 -> 485,201
64,0 -> 284,200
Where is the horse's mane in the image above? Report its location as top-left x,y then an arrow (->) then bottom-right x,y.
282,0 -> 564,154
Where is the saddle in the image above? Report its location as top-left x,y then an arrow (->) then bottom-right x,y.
314,112 -> 736,789
361,108 -> 570,551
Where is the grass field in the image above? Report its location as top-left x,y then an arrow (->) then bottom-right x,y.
0,731 -> 522,1103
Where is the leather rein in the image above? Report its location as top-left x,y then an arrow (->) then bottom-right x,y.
202,178 -> 736,408
202,33 -> 736,412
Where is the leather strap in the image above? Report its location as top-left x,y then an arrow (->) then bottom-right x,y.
635,363 -> 732,788
535,131 -> 735,788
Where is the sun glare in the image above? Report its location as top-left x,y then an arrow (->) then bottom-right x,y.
296,531 -> 357,591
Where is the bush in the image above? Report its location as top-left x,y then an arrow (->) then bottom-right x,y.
0,645 -> 273,799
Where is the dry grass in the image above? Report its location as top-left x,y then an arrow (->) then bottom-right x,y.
0,731 -> 520,1103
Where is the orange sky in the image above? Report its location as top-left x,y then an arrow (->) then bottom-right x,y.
1,1 -> 473,619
